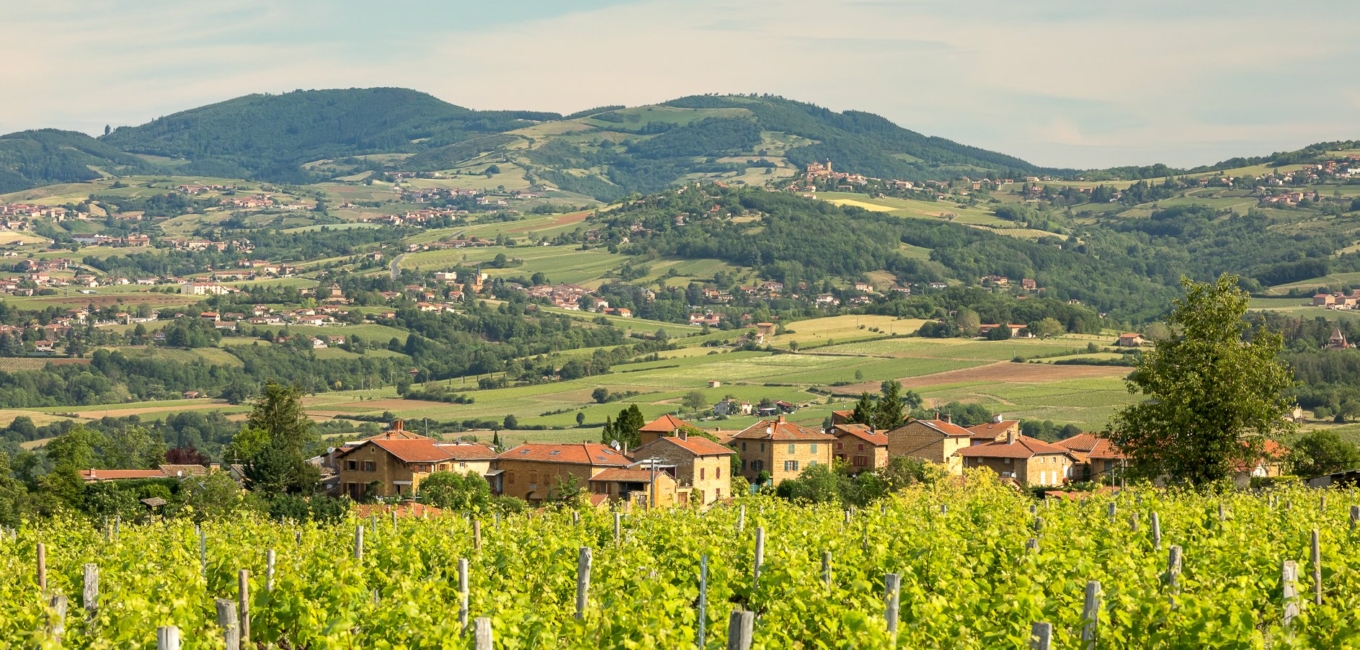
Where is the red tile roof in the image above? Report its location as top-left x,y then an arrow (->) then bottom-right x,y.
957,435 -> 1073,459
80,469 -> 164,482
589,468 -> 658,482
898,419 -> 973,438
498,443 -> 631,467
732,418 -> 836,442
434,443 -> 498,461
639,414 -> 693,433
638,435 -> 735,457
966,420 -> 1019,441
338,438 -> 454,463
830,424 -> 890,446
159,464 -> 209,477
1057,433 -> 1100,453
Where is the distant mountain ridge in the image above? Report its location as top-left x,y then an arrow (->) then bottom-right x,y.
0,88 -> 1349,198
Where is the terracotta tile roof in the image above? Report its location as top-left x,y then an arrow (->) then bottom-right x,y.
639,414 -> 693,433
636,435 -> 735,457
80,469 -> 164,482
434,443 -> 499,461
1057,433 -> 1100,453
830,424 -> 890,446
159,464 -> 209,477
338,438 -> 455,463
589,468 -> 657,482
896,418 -> 973,438
498,443 -> 631,467
732,418 -> 836,442
966,420 -> 1019,441
957,435 -> 1073,459
1087,438 -> 1125,460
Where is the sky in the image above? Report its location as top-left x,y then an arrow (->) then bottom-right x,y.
1,0 -> 1358,169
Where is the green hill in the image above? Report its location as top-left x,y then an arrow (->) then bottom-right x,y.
407,94 -> 1065,201
100,88 -> 560,183
0,129 -> 157,193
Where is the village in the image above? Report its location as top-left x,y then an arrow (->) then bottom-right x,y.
75,407 -> 1287,517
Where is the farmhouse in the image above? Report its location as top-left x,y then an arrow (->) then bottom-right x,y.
1057,433 -> 1124,481
637,414 -> 694,446
632,432 -> 735,506
1115,333 -> 1146,347
883,416 -> 974,473
966,417 -> 1020,445
732,416 -> 835,485
956,431 -> 1076,487
828,423 -> 889,473
588,466 -> 679,509
335,428 -> 497,500
496,443 -> 631,504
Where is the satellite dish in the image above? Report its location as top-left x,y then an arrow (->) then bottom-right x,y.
765,427 -> 772,435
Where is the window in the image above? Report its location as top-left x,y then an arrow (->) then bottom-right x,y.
700,467 -> 706,480
529,471 -> 538,485
857,444 -> 864,451
741,442 -> 747,451
459,462 -> 467,469
788,444 -> 796,454
508,471 -> 516,484
363,461 -> 376,472
810,444 -> 818,454
784,460 -> 799,472
741,459 -> 748,471
716,468 -> 721,479
759,443 -> 764,452
836,442 -> 843,450
346,461 -> 357,471
715,488 -> 722,499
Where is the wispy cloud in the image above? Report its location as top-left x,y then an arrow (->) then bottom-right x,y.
0,0 -> 1357,168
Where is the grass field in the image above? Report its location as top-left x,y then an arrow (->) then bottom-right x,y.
0,327 -> 1134,443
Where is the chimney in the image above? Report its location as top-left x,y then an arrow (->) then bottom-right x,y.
679,428 -> 688,441
1005,429 -> 1018,444
777,415 -> 785,424
940,414 -> 951,424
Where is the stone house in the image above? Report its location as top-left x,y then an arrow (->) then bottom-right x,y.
956,431 -> 1076,487
731,416 -> 835,485
588,467 -> 679,509
883,416 -> 975,473
631,432 -> 736,506
828,423 -> 890,473
335,435 -> 497,500
966,417 -> 1021,445
496,443 -> 631,504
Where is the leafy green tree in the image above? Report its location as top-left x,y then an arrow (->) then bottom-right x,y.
602,405 -> 646,448
955,309 -> 981,337
874,380 -> 905,431
986,325 -> 1013,341
850,392 -> 875,425
592,387 -> 610,403
503,414 -> 519,429
775,462 -> 843,503
0,452 -> 32,527
682,390 -> 707,413
1111,275 -> 1297,486
1288,430 -> 1360,477
225,427 -> 270,464
575,412 -> 586,426
241,384 -> 321,496
180,471 -> 254,521
1031,317 -> 1065,338
101,426 -> 165,469
418,471 -> 491,511
247,382 -> 316,456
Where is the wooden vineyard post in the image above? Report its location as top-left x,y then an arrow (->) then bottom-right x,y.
1151,512 -> 1162,550
822,550 -> 832,589
614,512 -> 622,544
354,525 -> 364,560
157,626 -> 180,650
1129,513 -> 1139,533
572,510 -> 580,526
238,569 -> 250,645
727,610 -> 754,650
266,550 -> 276,592
1026,538 -> 1038,553
474,617 -> 493,650
1166,545 -> 1183,608
1030,622 -> 1052,650
36,542 -> 46,592
1351,505 -> 1360,531
458,558 -> 470,632
473,520 -> 482,551
1312,529 -> 1323,606
49,594 -> 67,641
884,573 -> 901,639
738,505 -> 745,533
844,509 -> 850,525
1107,503 -> 1116,520
83,563 -> 98,619
1282,560 -> 1300,627
216,599 -> 240,650
697,554 -> 709,648
753,527 -> 765,586
1080,580 -> 1101,650
200,528 -> 207,579
576,547 -> 592,620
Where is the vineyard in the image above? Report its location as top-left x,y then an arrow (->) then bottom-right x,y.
2,476 -> 1359,649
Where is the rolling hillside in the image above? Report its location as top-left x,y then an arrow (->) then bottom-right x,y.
0,129 -> 157,193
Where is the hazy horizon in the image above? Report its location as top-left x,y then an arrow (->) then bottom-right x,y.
2,0 -> 1357,169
